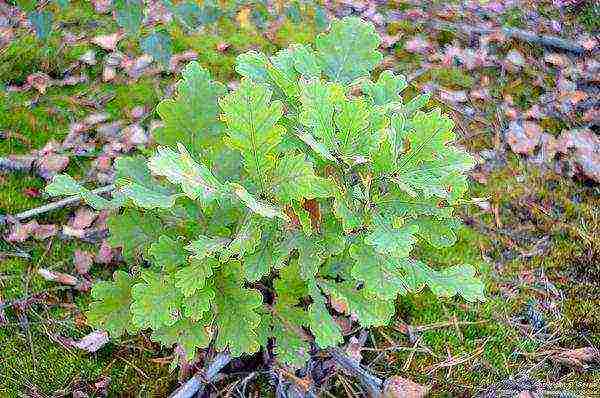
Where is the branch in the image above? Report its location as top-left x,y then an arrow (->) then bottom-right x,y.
0,184 -> 115,226
431,20 -> 586,54
329,348 -> 384,398
168,352 -> 231,398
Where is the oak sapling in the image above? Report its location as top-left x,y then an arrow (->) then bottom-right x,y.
46,17 -> 484,367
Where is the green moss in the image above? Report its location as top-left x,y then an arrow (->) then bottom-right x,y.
428,67 -> 475,89
271,20 -> 317,46
576,3 -> 600,33
100,77 -> 161,118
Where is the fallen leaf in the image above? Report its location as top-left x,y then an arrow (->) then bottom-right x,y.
37,153 -> 69,180
544,53 -> 569,68
73,330 -> 109,353
37,268 -> 90,291
405,36 -> 432,54
439,89 -> 467,103
506,121 -> 542,154
74,250 -> 94,275
550,347 -> 599,369
558,129 -> 600,182
23,187 -> 40,197
505,49 -> 525,67
84,112 -> 111,126
92,32 -> 121,51
79,50 -> 97,65
216,42 -> 230,52
6,220 -> 40,242
345,336 -> 363,363
91,0 -> 112,13
102,65 -> 117,82
95,240 -> 115,264
383,376 -> 429,398
27,72 -> 51,94
33,224 -> 57,240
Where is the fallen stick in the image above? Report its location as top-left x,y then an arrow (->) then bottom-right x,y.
431,20 -> 586,54
0,184 -> 115,226
329,348 -> 383,397
169,352 -> 231,398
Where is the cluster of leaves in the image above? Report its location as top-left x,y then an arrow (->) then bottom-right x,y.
47,17 -> 484,367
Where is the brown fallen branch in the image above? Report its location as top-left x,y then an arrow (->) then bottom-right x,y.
37,268 -> 91,292
169,352 -> 231,398
329,348 -> 384,397
0,184 -> 115,226
431,20 -> 586,54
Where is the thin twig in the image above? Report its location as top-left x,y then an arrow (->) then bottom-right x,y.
430,20 -> 587,54
0,184 -> 115,226
329,348 -> 383,398
169,352 -> 231,398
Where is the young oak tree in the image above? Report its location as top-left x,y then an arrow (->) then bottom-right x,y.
46,17 -> 484,367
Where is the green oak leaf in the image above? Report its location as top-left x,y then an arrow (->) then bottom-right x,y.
270,153 -> 335,204
291,44 -> 321,79
149,235 -> 187,272
46,174 -> 123,210
280,232 -> 328,281
213,262 -> 263,356
230,183 -> 288,220
87,271 -> 137,337
155,62 -> 226,152
334,97 -> 386,162
307,282 -> 342,348
148,144 -> 225,203
362,70 -> 407,106
319,280 -> 395,327
185,235 -> 230,259
115,156 -> 178,209
220,215 -> 262,261
348,243 -> 409,300
298,79 -> 344,151
410,217 -> 461,248
244,226 -> 286,282
106,209 -> 163,260
402,261 -> 485,302
131,270 -> 183,330
151,318 -> 211,361
182,279 -> 216,321
364,216 -> 419,258
174,258 -> 216,297
219,79 -> 285,190
315,16 -> 382,84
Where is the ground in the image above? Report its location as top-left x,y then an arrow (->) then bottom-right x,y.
1,0 -> 599,396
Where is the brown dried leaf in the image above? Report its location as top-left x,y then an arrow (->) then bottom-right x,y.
27,72 -> 51,94
95,240 -> 115,264
73,330 -> 109,353
70,207 -> 98,230
92,32 -> 121,51
558,129 -> 600,182
37,153 -> 69,180
506,121 -> 542,154
383,376 -> 429,398
74,250 -> 94,275
551,347 -> 599,369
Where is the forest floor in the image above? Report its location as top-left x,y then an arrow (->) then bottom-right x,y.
1,0 -> 599,396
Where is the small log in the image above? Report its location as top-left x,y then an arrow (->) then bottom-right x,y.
431,20 -> 586,54
169,352 -> 231,398
329,348 -> 384,397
